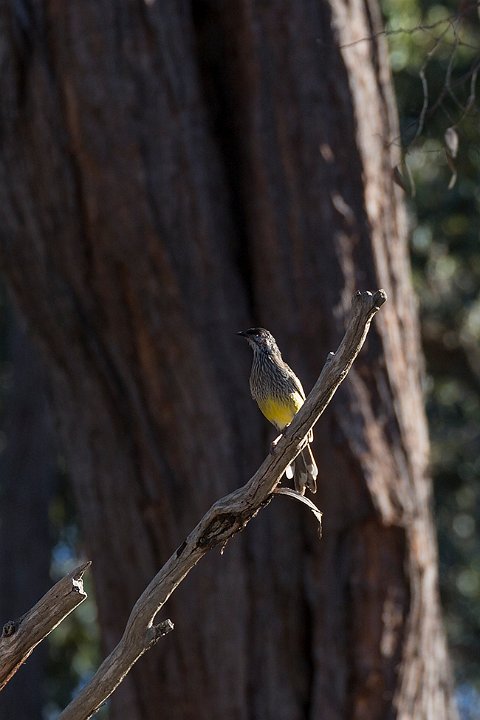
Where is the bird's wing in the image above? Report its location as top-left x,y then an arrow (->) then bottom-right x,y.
283,363 -> 313,442
284,363 -> 306,400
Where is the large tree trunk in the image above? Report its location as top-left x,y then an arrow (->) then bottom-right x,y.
0,1 -> 456,719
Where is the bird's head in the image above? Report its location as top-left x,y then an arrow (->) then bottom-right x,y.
237,327 -> 279,354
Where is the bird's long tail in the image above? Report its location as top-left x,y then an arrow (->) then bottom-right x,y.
292,443 -> 318,495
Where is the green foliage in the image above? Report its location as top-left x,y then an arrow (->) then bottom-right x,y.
383,0 -> 480,688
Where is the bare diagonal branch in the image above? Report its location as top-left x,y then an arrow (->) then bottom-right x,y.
59,289 -> 387,720
0,562 -> 91,691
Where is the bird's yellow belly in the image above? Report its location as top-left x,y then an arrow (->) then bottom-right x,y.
256,393 -> 303,430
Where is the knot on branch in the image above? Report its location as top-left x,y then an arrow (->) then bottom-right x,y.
176,540 -> 187,558
145,619 -> 174,648
197,503 -> 269,549
198,513 -> 238,547
2,620 -> 18,638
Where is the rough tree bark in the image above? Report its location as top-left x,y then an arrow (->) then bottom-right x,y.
0,1 -> 456,720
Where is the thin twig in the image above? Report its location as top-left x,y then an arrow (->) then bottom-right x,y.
330,2 -> 480,51
336,2 -> 480,154
413,22 -> 452,143
453,60 -> 480,126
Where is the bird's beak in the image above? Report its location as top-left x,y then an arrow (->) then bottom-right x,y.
236,330 -> 246,337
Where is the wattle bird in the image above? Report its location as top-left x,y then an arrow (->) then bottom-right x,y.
238,327 -> 318,494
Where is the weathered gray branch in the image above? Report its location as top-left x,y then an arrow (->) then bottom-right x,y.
0,562 -> 91,691
59,289 -> 387,720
